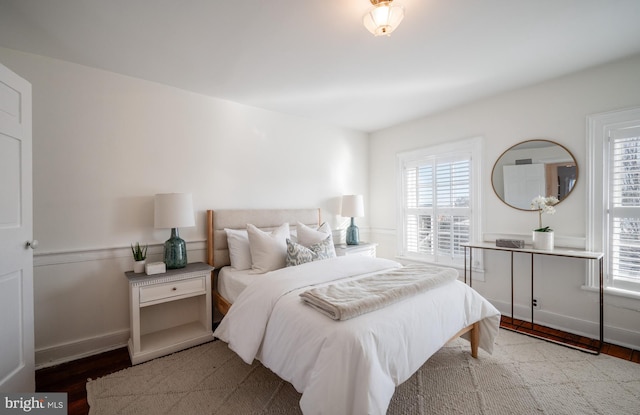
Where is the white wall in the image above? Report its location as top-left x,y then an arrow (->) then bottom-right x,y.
3,44 -> 639,365
369,53 -> 640,350
0,47 -> 370,366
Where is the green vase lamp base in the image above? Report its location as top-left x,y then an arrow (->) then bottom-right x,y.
164,228 -> 187,269
346,218 -> 360,245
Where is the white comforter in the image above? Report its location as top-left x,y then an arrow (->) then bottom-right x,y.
214,256 -> 501,415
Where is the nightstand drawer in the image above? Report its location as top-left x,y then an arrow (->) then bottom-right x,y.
139,277 -> 205,304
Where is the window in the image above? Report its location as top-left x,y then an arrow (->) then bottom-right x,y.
397,137 -> 482,269
587,107 -> 640,295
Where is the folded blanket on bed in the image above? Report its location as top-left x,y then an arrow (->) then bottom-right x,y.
299,264 -> 458,320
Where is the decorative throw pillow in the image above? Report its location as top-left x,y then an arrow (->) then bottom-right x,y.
309,235 -> 335,260
285,238 -> 317,267
247,223 -> 290,273
297,222 -> 336,258
224,228 -> 252,270
285,235 -> 335,267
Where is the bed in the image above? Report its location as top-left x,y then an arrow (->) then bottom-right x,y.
206,209 -> 501,415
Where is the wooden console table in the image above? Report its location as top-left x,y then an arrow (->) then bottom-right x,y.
462,242 -> 604,354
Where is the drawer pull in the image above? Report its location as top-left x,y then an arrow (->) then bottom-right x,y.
172,287 -> 177,291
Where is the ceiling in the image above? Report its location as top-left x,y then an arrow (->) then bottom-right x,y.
1,0 -> 640,133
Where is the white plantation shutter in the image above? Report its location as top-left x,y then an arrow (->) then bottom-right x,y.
401,153 -> 471,265
436,159 -> 471,259
404,164 -> 434,255
609,126 -> 640,291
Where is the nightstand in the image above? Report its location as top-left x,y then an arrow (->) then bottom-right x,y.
334,242 -> 377,258
125,262 -> 214,364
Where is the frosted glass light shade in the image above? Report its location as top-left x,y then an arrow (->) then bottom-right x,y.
154,193 -> 195,229
341,195 -> 365,218
363,1 -> 404,37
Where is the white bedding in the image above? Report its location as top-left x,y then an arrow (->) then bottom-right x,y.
217,266 -> 255,303
214,255 -> 501,415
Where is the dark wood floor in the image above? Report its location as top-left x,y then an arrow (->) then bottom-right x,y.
36,347 -> 131,415
501,317 -> 640,361
36,317 -> 640,415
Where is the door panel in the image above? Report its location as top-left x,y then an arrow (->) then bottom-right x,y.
0,271 -> 23,379
0,133 -> 21,228
0,62 -> 34,392
503,164 -> 545,210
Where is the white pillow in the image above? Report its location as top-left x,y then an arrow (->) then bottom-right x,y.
247,223 -> 290,273
297,222 -> 336,257
289,228 -> 298,243
224,228 -> 252,270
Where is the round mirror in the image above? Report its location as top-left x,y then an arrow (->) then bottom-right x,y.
491,139 -> 578,210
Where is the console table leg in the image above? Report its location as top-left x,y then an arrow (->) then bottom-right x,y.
464,246 -> 467,285
469,248 -> 473,288
530,253 -> 534,330
510,251 -> 514,324
599,257 -> 604,352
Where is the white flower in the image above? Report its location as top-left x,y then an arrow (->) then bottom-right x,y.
531,195 -> 559,230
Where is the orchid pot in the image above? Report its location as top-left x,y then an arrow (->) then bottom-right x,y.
530,196 -> 558,251
532,228 -> 554,250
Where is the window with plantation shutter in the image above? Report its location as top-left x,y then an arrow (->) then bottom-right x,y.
609,127 -> 640,292
587,107 -> 640,296
398,137 -> 482,268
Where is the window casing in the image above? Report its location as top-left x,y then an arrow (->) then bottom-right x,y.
587,108 -> 640,295
397,137 -> 482,269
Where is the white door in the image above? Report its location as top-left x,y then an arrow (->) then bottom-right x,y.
503,164 -> 545,210
0,62 -> 34,392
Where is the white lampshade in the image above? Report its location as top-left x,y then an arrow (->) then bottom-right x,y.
341,195 -> 365,218
363,0 -> 405,37
154,193 -> 195,229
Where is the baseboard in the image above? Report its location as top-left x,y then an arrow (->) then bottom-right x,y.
35,329 -> 130,369
490,298 -> 640,350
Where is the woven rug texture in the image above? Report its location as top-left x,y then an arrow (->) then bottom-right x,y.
86,329 -> 640,414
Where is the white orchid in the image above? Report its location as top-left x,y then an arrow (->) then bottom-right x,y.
530,195 -> 559,231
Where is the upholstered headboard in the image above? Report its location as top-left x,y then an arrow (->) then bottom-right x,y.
206,209 -> 321,269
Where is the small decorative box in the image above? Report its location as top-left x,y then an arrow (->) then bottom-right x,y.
145,261 -> 166,275
496,239 -> 525,249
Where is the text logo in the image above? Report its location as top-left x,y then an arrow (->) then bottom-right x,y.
1,393 -> 67,414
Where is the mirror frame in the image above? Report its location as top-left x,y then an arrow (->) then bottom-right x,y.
491,139 -> 579,211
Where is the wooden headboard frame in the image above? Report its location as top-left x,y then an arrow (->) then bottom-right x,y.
206,208 -> 321,269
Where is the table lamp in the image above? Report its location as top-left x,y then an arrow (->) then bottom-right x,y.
341,194 -> 364,245
154,193 -> 195,269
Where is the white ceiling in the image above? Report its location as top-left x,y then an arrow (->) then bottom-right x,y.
1,0 -> 640,132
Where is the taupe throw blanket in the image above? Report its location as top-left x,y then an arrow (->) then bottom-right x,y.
299,264 -> 458,320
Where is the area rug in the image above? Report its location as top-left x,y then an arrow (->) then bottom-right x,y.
87,329 -> 640,414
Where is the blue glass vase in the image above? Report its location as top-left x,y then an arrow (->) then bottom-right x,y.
164,228 -> 187,269
346,217 -> 360,245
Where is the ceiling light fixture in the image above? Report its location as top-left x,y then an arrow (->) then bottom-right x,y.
363,0 -> 405,37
